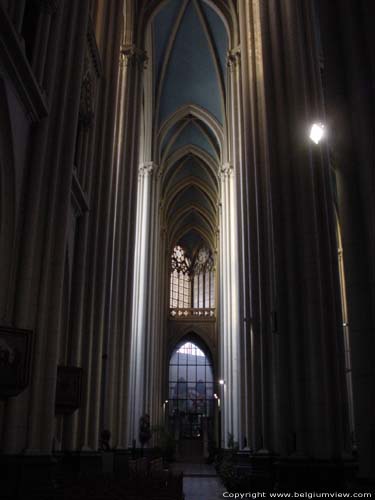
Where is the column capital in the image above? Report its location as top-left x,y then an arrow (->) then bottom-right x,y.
219,163 -> 234,179
120,45 -> 148,69
227,47 -> 241,70
139,162 -> 158,178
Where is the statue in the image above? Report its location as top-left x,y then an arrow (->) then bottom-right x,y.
139,414 -> 152,447
99,429 -> 111,451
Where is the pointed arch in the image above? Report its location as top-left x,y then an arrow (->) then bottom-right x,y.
158,104 -> 224,157
160,117 -> 220,165
162,146 -> 219,190
137,0 -> 238,48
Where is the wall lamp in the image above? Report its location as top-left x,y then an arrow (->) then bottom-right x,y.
309,122 -> 326,144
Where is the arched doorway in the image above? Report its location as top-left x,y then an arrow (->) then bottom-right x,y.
168,339 -> 215,462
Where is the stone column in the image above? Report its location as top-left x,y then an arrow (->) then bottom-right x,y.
237,0 -> 278,455
100,49 -> 130,445
315,0 -> 375,477
259,0 -> 350,461
74,15 -> 133,452
1,1 -> 65,453
127,161 -> 157,446
146,170 -> 165,433
3,0 -> 90,454
115,42 -> 147,444
218,162 -> 241,447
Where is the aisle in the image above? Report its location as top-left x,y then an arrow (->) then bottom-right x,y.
171,463 -> 226,500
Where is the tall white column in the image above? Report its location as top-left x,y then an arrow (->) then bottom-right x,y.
127,162 -> 163,446
219,163 -> 241,447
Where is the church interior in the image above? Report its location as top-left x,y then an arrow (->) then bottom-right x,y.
0,0 -> 374,497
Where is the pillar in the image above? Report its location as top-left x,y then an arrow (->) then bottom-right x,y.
3,0 -> 90,454
126,155 -> 165,448
218,162 -> 241,448
259,0 -> 351,461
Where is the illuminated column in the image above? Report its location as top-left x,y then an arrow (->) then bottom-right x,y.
127,162 -> 161,446
74,42 -> 146,451
100,43 -> 146,450
219,163 -> 241,447
144,169 -> 165,432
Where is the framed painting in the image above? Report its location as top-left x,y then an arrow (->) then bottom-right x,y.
0,326 -> 33,398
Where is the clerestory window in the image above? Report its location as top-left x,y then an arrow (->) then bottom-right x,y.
192,247 -> 215,309
170,246 -> 191,308
169,245 -> 215,311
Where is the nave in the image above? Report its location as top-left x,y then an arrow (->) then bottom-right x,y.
0,0 -> 374,496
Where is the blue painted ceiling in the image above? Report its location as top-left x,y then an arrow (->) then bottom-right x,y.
151,0 -> 228,254
168,122 -> 218,160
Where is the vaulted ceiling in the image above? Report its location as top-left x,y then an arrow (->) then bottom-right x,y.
148,0 -> 228,259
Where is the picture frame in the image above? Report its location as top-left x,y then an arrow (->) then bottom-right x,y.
0,326 -> 33,398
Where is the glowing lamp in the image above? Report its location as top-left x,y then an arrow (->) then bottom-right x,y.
309,123 -> 325,144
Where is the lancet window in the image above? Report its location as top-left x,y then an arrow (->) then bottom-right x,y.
170,246 -> 191,308
169,341 -> 214,418
192,247 -> 215,309
169,245 -> 215,312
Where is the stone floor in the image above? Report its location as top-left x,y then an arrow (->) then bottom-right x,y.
171,463 -> 226,500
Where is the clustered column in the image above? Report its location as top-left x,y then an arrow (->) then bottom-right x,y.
219,163 -> 241,447
255,0 -> 351,459
3,0 -> 91,453
127,161 -> 164,446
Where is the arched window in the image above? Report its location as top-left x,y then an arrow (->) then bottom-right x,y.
192,247 -> 215,309
169,246 -> 191,308
168,341 -> 214,417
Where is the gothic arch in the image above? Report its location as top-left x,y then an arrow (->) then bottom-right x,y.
135,0 -> 238,50
158,104 -> 224,159
162,146 -> 220,186
168,330 -> 216,369
170,225 -> 215,255
169,204 -> 216,239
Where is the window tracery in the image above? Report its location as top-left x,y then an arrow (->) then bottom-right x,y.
168,341 -> 214,418
169,245 -> 215,310
170,246 -> 191,309
192,246 -> 215,309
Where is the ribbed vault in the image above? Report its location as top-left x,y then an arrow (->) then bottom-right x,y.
147,0 -> 229,261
